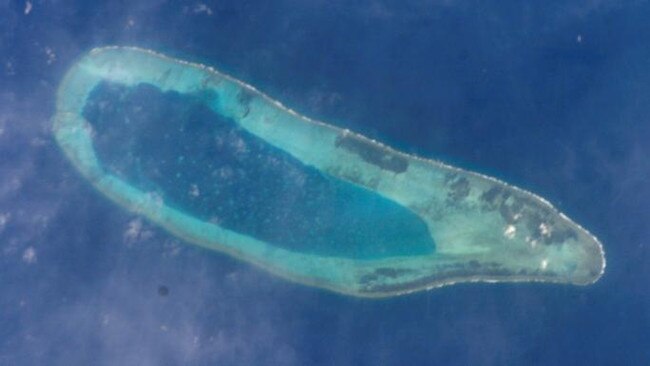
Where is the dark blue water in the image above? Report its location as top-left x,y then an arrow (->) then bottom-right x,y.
1,1 -> 649,365
83,82 -> 434,259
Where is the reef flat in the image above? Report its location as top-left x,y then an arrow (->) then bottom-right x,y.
53,47 -> 605,297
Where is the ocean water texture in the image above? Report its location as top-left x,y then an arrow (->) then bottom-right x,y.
0,0 -> 649,365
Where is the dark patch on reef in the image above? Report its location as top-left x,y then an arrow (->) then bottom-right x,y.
444,173 -> 471,204
237,89 -> 254,106
480,186 -> 499,203
335,133 -> 408,174
159,68 -> 172,85
358,261 -> 558,294
479,185 -> 578,245
375,267 -> 413,278
359,268 -> 416,284
237,89 -> 254,118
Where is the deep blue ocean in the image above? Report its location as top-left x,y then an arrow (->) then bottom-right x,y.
1,1 -> 649,365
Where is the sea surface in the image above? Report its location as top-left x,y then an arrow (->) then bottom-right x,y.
1,1 -> 649,365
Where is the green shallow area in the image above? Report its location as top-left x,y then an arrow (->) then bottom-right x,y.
53,46 -> 606,297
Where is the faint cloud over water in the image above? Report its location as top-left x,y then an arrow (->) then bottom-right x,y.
123,218 -> 155,245
21,246 -> 36,264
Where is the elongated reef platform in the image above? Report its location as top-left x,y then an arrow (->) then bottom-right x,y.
53,47 -> 606,297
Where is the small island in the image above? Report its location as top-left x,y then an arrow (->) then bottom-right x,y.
53,46 -> 605,297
